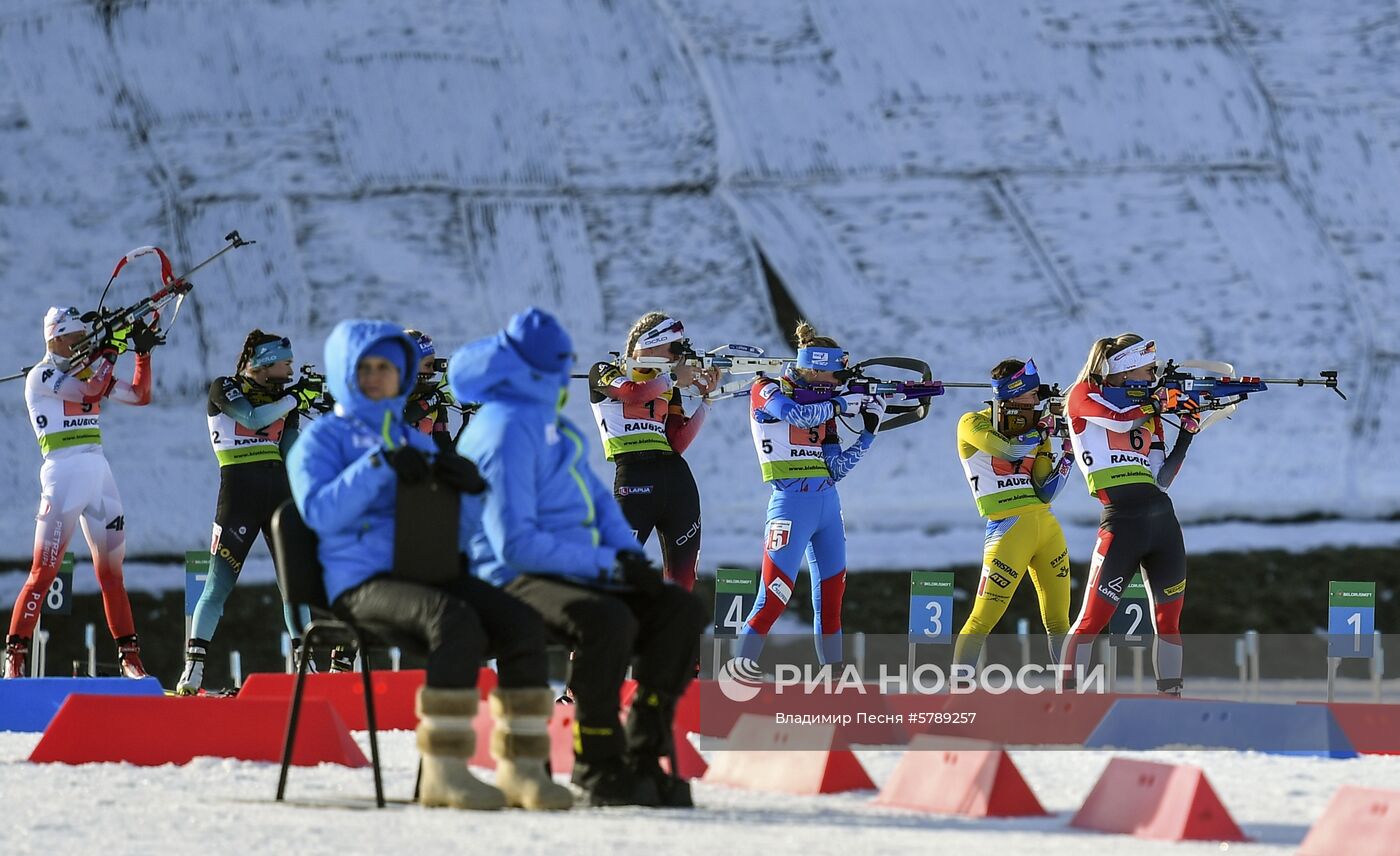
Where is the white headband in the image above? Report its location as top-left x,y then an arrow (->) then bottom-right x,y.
635,317 -> 685,351
1105,339 -> 1157,375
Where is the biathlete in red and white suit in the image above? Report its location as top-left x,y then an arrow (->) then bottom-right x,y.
5,307 -> 163,679
587,314 -> 719,591
1061,335 -> 1198,695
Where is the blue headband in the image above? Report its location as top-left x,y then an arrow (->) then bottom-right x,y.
250,338 -> 293,368
796,346 -> 845,371
410,331 -> 435,361
994,359 -> 1040,401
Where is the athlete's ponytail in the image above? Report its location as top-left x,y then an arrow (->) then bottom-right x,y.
794,320 -> 839,351
237,329 -> 286,374
1075,333 -> 1144,387
625,311 -> 671,358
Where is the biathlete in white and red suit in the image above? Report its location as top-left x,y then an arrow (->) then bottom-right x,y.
5,307 -> 164,679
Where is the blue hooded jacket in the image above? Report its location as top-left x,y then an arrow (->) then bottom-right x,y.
287,319 -> 477,602
451,308 -> 639,587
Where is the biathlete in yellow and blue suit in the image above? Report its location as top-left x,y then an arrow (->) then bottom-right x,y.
953,358 -> 1076,667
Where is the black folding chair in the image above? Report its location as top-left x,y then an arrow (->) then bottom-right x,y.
271,499 -> 389,808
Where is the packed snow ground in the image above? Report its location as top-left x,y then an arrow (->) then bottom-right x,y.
1,728 -> 1395,855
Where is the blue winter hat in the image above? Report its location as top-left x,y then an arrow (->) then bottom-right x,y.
361,337 -> 410,385
504,307 -> 575,375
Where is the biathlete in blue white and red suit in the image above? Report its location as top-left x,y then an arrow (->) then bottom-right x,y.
737,321 -> 885,665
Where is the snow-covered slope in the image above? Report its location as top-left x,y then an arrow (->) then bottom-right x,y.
0,0 -> 1396,569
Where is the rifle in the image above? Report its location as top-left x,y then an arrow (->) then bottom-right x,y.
1119,359 -> 1345,431
2,231 -> 256,383
572,343 -> 795,401
295,364 -> 335,414
791,357 -> 993,431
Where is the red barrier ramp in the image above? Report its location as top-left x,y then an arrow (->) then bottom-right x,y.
701,713 -> 875,795
29,695 -> 366,768
1299,786 -> 1400,856
239,668 -> 504,731
907,691 -> 1137,745
696,679 -> 904,745
874,736 -> 1046,817
1301,703 -> 1400,755
1070,757 -> 1247,842
880,693 -> 953,736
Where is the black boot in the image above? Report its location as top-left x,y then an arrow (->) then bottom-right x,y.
626,686 -> 693,808
570,721 -> 658,807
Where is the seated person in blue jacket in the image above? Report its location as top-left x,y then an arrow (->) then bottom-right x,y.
287,318 -> 571,813
452,307 -> 708,809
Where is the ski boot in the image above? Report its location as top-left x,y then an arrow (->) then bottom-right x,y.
3,636 -> 28,679
175,639 -> 209,696
570,721 -> 659,807
328,645 -> 354,672
116,635 -> 147,679
625,686 -> 693,808
291,638 -> 319,674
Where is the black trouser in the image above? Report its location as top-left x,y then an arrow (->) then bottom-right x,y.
504,574 -> 707,760
334,574 -> 548,689
613,453 -> 702,590
196,462 -> 297,641
212,461 -> 292,573
1065,489 -> 1186,686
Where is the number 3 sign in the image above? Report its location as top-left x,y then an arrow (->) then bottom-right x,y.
909,571 -> 953,644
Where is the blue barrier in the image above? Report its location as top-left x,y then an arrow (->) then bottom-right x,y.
1084,698 -> 1356,758
0,677 -> 165,732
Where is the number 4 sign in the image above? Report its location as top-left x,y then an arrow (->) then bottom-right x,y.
909,571 -> 953,644
713,567 -> 759,637
1328,580 -> 1376,658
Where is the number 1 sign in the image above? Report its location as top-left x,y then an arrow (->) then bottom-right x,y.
1328,581 -> 1376,659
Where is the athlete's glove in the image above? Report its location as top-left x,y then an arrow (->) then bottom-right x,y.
610,550 -> 664,596
286,377 -> 324,412
834,394 -> 865,416
128,319 -> 165,355
433,450 -> 486,495
859,394 -> 887,434
1055,451 -> 1074,478
103,323 -> 134,356
383,446 -> 430,484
